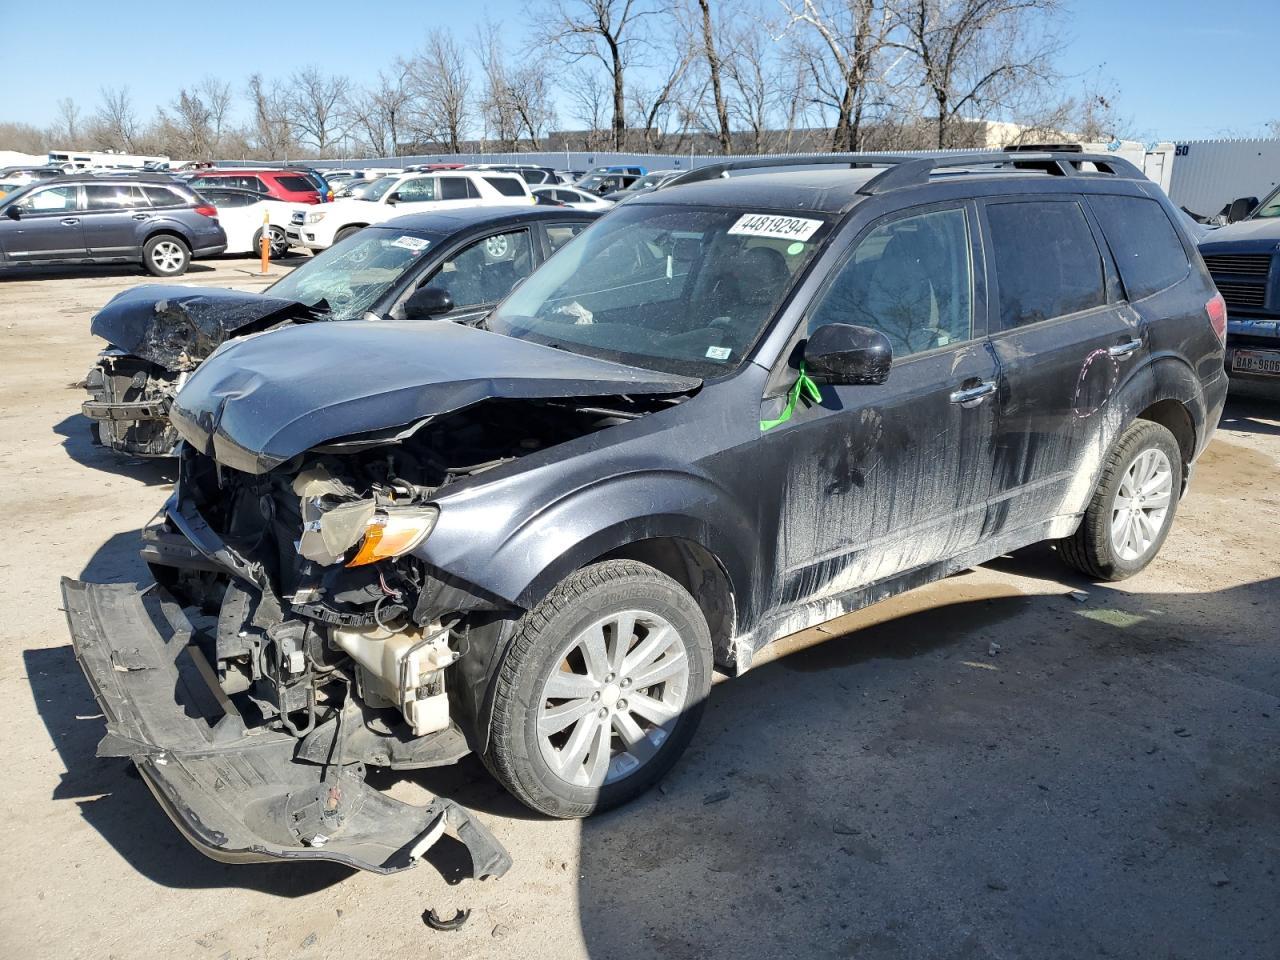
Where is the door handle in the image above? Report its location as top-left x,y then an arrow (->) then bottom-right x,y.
949,381 -> 997,406
61,217 -> 80,226
131,213 -> 150,221
1108,338 -> 1142,359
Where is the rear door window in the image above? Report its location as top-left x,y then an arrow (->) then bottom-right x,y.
1088,194 -> 1189,300
274,175 -> 315,193
985,199 -> 1106,330
84,184 -> 148,209
438,177 -> 477,200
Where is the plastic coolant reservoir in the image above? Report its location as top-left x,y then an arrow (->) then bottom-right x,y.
330,621 -> 456,736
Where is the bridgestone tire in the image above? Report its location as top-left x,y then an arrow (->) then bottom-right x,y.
482,560 -> 713,819
1058,419 -> 1183,581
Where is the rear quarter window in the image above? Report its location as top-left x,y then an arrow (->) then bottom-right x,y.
1089,194 -> 1189,300
483,176 -> 528,198
274,175 -> 316,193
142,185 -> 186,207
986,199 -> 1106,329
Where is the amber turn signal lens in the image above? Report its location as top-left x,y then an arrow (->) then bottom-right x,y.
346,507 -> 439,567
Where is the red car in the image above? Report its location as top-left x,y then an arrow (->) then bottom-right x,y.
188,169 -> 324,204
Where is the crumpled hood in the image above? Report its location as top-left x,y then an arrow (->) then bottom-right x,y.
91,285 -> 317,371
171,319 -> 700,474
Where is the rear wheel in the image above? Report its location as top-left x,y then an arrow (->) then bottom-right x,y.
143,235 -> 190,277
252,225 -> 290,259
483,560 -> 712,818
1058,419 -> 1182,581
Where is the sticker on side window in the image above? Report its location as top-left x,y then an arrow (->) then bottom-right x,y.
728,214 -> 822,242
391,236 -> 430,252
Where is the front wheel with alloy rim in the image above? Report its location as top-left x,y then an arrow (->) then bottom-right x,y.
143,235 -> 191,277
483,560 -> 713,818
1058,419 -> 1183,581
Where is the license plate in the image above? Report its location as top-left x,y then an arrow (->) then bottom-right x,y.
1232,349 -> 1280,376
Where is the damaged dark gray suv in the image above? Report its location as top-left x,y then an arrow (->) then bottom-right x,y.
61,152 -> 1227,879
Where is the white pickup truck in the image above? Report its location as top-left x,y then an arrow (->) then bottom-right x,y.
288,170 -> 533,251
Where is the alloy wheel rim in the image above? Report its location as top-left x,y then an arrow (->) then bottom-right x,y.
537,609 -> 689,788
1110,448 -> 1173,561
152,241 -> 184,272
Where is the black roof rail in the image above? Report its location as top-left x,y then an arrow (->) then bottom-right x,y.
658,150 -> 1145,195
857,151 -> 1145,194
660,153 -> 918,189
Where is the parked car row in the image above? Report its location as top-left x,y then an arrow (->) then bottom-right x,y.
60,151 -> 1228,885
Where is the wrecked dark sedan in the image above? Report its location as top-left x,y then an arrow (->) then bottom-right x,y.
61,153 -> 1226,878
81,205 -> 600,456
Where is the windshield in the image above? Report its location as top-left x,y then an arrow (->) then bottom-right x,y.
266,227 -> 438,321
360,176 -> 398,202
1252,184 -> 1280,219
486,203 -> 830,377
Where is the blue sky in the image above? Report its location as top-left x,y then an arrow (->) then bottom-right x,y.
4,0 -> 1275,142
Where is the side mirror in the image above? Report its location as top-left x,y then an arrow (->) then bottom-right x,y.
404,286 -> 454,320
5,205 -> 20,220
386,192 -> 401,205
804,323 -> 892,386
1226,197 -> 1257,223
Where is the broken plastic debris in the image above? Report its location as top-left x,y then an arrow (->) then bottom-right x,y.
1069,590 -> 1090,603
423,908 -> 470,932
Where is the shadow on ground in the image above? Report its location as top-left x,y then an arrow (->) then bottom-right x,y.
0,263 -> 217,282
1218,394 -> 1280,436
572,570 -> 1280,959
53,413 -> 176,484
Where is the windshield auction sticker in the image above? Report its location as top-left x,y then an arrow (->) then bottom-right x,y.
728,214 -> 823,242
391,236 -> 430,252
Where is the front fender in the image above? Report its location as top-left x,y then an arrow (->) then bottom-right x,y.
418,467 -> 758,614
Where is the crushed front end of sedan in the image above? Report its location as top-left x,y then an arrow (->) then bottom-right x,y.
82,285 -> 317,456
63,317 -> 699,876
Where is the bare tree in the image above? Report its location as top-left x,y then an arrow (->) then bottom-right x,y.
896,0 -> 1063,149
692,0 -> 733,153
288,66 -> 351,154
197,76 -> 234,148
93,87 -> 139,151
563,66 -> 613,149
535,0 -> 654,150
349,60 -> 415,156
50,97 -> 82,145
722,20 -> 779,152
628,25 -> 694,151
780,0 -> 905,151
410,29 -> 472,152
248,74 -> 295,158
0,122 -> 48,154
476,24 -> 557,150
158,89 -> 216,158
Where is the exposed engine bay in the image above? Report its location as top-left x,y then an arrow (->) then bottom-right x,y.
153,397 -> 654,763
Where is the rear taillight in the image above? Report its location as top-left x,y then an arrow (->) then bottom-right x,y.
194,204 -> 218,218
1206,292 -> 1227,342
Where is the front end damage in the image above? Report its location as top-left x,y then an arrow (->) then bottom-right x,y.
62,319 -> 698,876
61,580 -> 510,876
82,286 -> 317,458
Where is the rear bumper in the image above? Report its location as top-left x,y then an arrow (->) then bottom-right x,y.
60,578 -> 511,879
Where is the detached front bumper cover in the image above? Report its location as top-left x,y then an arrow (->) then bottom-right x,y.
60,578 -> 511,879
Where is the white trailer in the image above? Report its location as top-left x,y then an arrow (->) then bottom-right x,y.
47,150 -> 170,172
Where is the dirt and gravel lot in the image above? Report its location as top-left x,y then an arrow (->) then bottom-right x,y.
1,258 -> 1277,960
